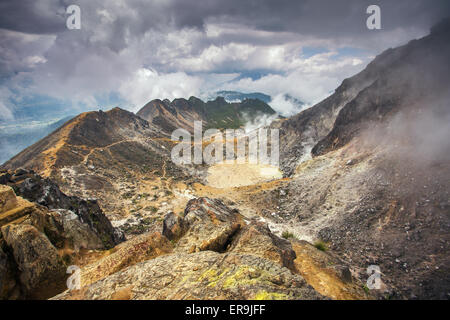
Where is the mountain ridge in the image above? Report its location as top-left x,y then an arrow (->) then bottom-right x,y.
137,95 -> 277,132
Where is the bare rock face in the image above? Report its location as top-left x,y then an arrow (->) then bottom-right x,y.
162,212 -> 187,241
51,197 -> 327,300
0,171 -> 127,299
53,251 -> 323,300
174,198 -> 245,253
291,240 -> 368,300
229,220 -> 297,271
80,231 -> 172,287
0,245 -> 16,299
44,209 -> 105,251
0,185 -> 17,212
1,224 -> 66,299
1,169 -> 125,248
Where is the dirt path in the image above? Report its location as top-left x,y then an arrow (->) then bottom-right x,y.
82,139 -> 136,165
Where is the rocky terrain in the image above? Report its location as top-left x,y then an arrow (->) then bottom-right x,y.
0,169 -> 123,299
52,197 -> 366,300
137,96 -> 276,132
0,20 -> 449,300
270,18 -> 450,300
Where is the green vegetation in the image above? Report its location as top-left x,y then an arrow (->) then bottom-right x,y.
313,240 -> 328,252
363,284 -> 370,294
281,231 -> 296,239
198,97 -> 276,130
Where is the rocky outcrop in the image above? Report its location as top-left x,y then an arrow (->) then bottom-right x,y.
53,251 -> 323,300
44,209 -> 106,251
1,169 -> 124,248
229,220 -> 297,271
51,197 -> 328,300
0,170 -> 127,299
0,185 -> 17,213
291,240 -> 368,300
1,224 -> 66,299
173,198 -> 245,253
79,231 -> 172,287
162,212 -> 188,241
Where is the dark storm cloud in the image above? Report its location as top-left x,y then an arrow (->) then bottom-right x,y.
0,0 -> 67,34
205,0 -> 450,35
1,0 -> 448,37
0,0 -> 449,119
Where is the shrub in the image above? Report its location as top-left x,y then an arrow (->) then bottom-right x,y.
313,240 -> 328,251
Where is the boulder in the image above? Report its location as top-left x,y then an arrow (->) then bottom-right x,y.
45,209 -> 106,251
229,220 -> 297,271
162,212 -> 187,241
1,224 -> 66,299
0,185 -> 17,213
174,198 -> 244,253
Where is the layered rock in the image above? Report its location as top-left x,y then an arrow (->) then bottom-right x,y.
52,197 -> 327,300
1,169 -> 124,248
0,170 -> 124,299
1,223 -> 66,299
53,251 -> 323,300
174,198 -> 245,253
79,231 -> 172,287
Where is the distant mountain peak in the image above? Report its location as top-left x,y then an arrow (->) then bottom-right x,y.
137,95 -> 277,132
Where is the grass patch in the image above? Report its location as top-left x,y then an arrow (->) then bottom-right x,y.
313,240 -> 328,252
281,231 -> 296,240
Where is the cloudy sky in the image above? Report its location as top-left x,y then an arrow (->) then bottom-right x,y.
0,0 -> 449,121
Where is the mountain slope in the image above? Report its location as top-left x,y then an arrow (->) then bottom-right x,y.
137,96 -> 277,132
2,107 -> 191,223
277,20 -> 450,175
0,116 -> 74,165
270,19 -> 450,299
